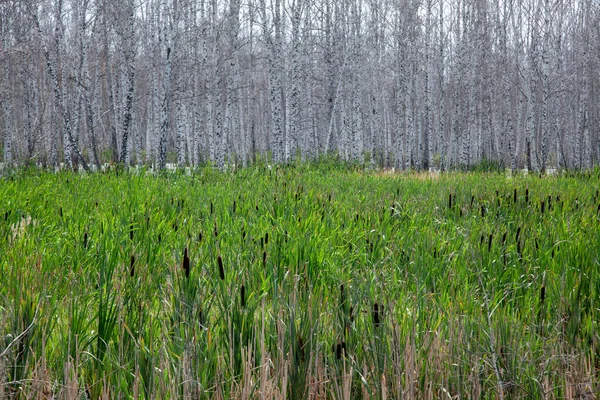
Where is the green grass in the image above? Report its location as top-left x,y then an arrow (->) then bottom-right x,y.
1,165 -> 599,399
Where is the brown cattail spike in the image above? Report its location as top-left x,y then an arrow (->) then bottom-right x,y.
540,285 -> 546,305
373,303 -> 381,327
513,189 -> 517,204
488,234 -> 493,252
83,232 -> 88,249
541,200 -> 545,215
218,254 -> 225,280
130,255 -> 135,277
448,193 -> 453,209
262,251 -> 267,267
183,247 -> 190,278
240,284 -> 246,308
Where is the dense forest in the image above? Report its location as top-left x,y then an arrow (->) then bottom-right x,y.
1,0 -> 599,171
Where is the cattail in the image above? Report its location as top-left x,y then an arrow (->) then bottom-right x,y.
470,195 -> 475,208
262,251 -> 267,267
183,247 -> 190,278
448,193 -> 453,209
260,236 -> 264,248
488,234 -> 493,252
373,303 -> 381,327
158,233 -> 162,243
214,222 -> 218,237
242,227 -> 246,240
198,232 -> 203,242
515,226 -> 521,244
59,206 -> 63,218
481,205 -> 485,218
525,188 -> 529,204
173,222 -> 178,232
83,232 -> 88,249
502,232 -> 507,246
217,254 -> 224,280
130,254 -> 136,277
146,215 -> 150,229
513,189 -> 517,204
539,285 -> 546,305
210,201 -> 213,214
240,284 -> 246,308
540,200 -> 545,215
265,232 -> 269,245
255,204 -> 259,211
4,211 -> 8,221
130,223 -> 134,240
232,200 -> 236,214
335,343 -> 342,360
349,306 -> 355,323
336,343 -> 342,360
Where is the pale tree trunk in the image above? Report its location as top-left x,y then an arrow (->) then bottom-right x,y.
2,64 -> 11,165
510,0 -> 524,171
224,0 -> 241,166
539,0 -> 552,172
526,26 -> 539,171
52,0 -> 72,169
438,0 -> 446,170
29,5 -> 90,172
575,1 -> 591,169
349,0 -> 364,163
288,0 -> 304,161
260,0 -> 285,164
423,0 -> 433,170
158,0 -> 172,170
119,0 -> 136,165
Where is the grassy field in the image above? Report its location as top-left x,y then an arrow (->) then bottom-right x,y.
1,164 -> 599,399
